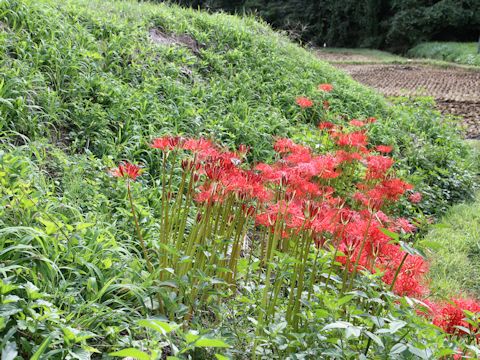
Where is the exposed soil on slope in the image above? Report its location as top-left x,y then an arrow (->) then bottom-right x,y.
318,53 -> 480,138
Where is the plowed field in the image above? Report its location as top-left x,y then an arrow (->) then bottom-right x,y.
318,53 -> 480,138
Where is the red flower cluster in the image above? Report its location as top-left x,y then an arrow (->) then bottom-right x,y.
110,162 -> 142,181
318,83 -> 334,92
409,192 -> 422,204
422,298 -> 480,335
141,124 -> 426,299
113,108 -> 478,336
295,96 -> 314,108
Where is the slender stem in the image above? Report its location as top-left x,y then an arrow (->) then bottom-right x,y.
389,252 -> 409,292
348,214 -> 373,291
308,241 -> 322,302
127,182 -> 153,273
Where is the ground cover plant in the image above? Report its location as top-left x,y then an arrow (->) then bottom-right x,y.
409,42 -> 480,67
1,0 -> 480,359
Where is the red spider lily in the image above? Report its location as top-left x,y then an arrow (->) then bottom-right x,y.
295,96 -> 314,108
318,83 -> 334,92
349,119 -> 366,127
142,134 -> 480,334
110,162 -> 142,181
273,138 -> 310,155
151,136 -> 182,151
365,155 -> 394,180
376,145 -> 393,153
393,217 -> 416,234
422,298 -> 480,335
367,117 -> 377,123
409,192 -> 422,203
237,144 -> 250,157
335,150 -> 362,163
333,131 -> 368,149
380,178 -> 414,200
384,255 -> 428,297
318,121 -> 335,130
182,138 -> 215,153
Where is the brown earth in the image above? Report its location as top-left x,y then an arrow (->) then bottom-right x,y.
149,28 -> 202,54
318,53 -> 480,138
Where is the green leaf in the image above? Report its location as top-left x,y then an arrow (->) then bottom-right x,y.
185,332 -> 200,344
399,241 -> 426,258
2,342 -> 18,360
379,228 -> 399,242
138,319 -> 179,335
345,325 -> 362,339
215,355 -> 230,360
407,345 -> 431,359
31,336 -> 52,360
389,320 -> 407,333
193,338 -> 230,348
38,218 -> 58,235
435,348 -> 455,356
336,295 -> 354,307
109,348 -> 151,360
364,331 -> 383,348
322,321 -> 351,331
389,343 -> 407,355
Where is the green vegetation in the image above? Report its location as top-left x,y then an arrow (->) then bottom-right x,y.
423,192 -> 480,297
1,0 -> 479,358
0,0 -> 475,217
424,139 -> 480,298
409,42 -> 480,67
0,0 -> 385,160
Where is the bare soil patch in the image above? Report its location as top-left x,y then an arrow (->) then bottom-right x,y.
149,28 -> 201,54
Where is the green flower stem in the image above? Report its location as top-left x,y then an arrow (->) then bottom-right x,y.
127,181 -> 153,273
348,213 -> 373,292
389,252 -> 409,292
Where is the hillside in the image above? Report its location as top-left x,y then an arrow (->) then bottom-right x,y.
0,0 -> 386,160
1,0 -> 479,358
1,0 -> 475,216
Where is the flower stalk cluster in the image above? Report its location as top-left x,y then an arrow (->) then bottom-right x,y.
110,85 -> 479,344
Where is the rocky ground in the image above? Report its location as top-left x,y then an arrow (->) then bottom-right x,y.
317,52 -> 480,138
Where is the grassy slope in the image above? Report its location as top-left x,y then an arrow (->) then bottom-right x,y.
424,140 -> 480,297
408,42 -> 480,67
423,192 -> 480,297
0,0 -> 386,161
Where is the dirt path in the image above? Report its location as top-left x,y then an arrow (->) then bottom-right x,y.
318,53 -> 480,138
